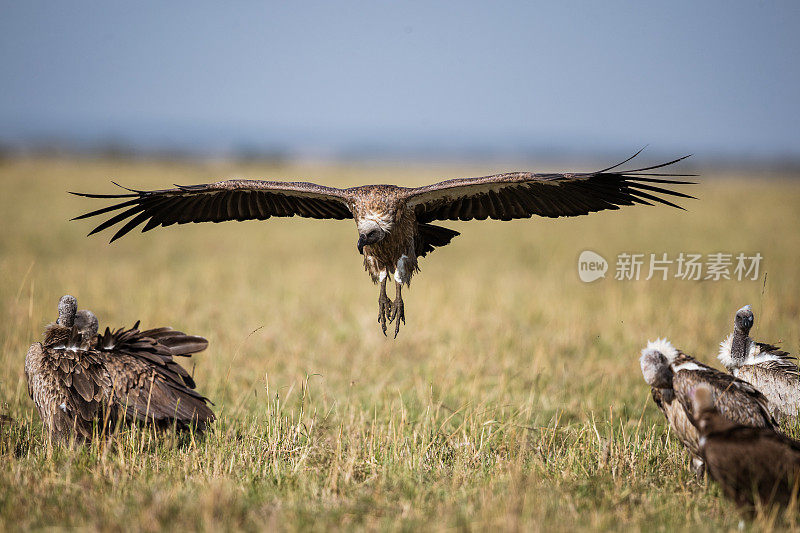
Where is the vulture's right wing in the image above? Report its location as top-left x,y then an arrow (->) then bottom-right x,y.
72,179 -> 354,242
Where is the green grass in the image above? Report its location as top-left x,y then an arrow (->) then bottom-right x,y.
1,156 -> 799,531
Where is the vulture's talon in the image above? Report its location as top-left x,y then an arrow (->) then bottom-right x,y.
378,290 -> 391,335
378,309 -> 388,335
390,298 -> 404,338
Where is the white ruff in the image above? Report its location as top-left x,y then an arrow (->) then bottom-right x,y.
717,333 -> 735,369
718,333 -> 779,369
394,255 -> 410,284
379,270 -> 387,282
642,338 -> 679,363
357,211 -> 393,233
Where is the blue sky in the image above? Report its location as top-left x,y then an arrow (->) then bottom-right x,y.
1,1 -> 799,159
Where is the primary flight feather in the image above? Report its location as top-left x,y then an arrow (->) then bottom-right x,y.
72,151 -> 695,337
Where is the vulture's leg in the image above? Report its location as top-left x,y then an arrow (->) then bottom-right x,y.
378,277 -> 391,336
388,281 -> 405,338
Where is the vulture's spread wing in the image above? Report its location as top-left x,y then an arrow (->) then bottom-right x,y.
97,323 -> 208,390
97,323 -> 214,428
404,152 -> 695,222
72,180 -> 354,242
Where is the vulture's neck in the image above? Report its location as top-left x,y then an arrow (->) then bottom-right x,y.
730,328 -> 750,368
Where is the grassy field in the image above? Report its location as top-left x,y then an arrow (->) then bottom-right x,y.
1,156 -> 799,531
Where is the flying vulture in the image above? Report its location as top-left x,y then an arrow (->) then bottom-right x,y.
693,383 -> 800,509
24,295 -> 215,441
718,305 -> 799,422
72,151 -> 694,337
640,338 -> 778,478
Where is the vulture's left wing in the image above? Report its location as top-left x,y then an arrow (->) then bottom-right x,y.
753,342 -> 796,373
97,322 -> 206,390
403,152 -> 695,223
71,179 -> 354,242
96,323 -> 215,428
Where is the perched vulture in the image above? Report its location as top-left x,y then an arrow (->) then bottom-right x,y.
693,383 -> 800,509
718,305 -> 799,422
72,150 -> 694,337
640,338 -> 778,478
24,295 -> 214,441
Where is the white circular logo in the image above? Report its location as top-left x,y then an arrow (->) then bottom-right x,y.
578,250 -> 608,282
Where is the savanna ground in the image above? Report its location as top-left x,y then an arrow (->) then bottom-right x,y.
0,156 -> 799,531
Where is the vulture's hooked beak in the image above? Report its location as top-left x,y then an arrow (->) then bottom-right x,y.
357,228 -> 385,254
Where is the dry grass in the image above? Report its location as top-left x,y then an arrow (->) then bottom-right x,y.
1,156 -> 799,531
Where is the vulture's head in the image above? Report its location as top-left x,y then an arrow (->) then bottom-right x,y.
56,295 -> 78,327
734,304 -> 754,334
356,213 -> 392,254
640,338 -> 677,389
75,309 -> 99,339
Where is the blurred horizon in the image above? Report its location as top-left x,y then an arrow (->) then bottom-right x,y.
1,2 -> 799,166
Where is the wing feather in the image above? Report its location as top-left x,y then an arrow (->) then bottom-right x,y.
673,368 -> 777,430
105,353 -> 214,429
176,195 -> 204,224
72,180 -> 354,241
97,323 -> 210,393
736,365 -> 800,421
404,154 -> 695,222
207,192 -> 225,222
87,205 -> 143,236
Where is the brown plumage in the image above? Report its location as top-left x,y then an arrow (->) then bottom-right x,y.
72,151 -> 694,337
640,339 -> 778,477
734,366 -> 800,423
718,305 -> 800,422
693,384 -> 800,509
24,295 -> 214,442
